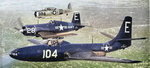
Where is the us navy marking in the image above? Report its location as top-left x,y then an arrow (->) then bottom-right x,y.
55,24 -> 74,31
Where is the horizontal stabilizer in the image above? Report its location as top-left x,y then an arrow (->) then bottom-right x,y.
28,39 -> 42,44
76,24 -> 85,27
116,37 -> 147,41
100,32 -> 115,39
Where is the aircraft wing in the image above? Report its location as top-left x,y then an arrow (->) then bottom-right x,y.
70,56 -> 141,63
38,31 -> 77,39
66,49 -> 141,63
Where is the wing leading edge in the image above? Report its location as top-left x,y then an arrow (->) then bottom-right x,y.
38,31 -> 77,39
100,32 -> 115,39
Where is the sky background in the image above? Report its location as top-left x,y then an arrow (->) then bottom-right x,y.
0,0 -> 148,29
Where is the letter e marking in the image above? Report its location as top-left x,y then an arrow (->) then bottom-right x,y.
125,21 -> 130,33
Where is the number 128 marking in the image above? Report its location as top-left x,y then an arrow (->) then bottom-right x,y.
43,49 -> 58,58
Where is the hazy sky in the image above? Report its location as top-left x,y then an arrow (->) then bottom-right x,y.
0,0 -> 147,11
0,0 -> 148,26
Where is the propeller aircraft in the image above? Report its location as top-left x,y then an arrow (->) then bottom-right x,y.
34,3 -> 72,18
14,12 -> 85,39
10,16 -> 147,63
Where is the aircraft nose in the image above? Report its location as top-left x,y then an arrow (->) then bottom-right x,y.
34,11 -> 37,17
34,11 -> 39,18
9,52 -> 18,59
9,49 -> 19,59
22,26 -> 28,35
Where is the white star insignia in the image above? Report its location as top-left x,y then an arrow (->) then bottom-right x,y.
101,44 -> 112,51
59,24 -> 63,31
104,45 -> 109,51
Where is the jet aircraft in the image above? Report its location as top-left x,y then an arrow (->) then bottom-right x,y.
34,3 -> 72,18
10,16 -> 146,63
14,12 -> 84,39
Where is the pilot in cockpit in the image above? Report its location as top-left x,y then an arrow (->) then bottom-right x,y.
46,40 -> 62,46
49,20 -> 56,24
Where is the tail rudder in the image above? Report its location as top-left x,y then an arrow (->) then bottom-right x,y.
68,3 -> 72,10
71,12 -> 81,25
115,16 -> 132,46
111,16 -> 146,48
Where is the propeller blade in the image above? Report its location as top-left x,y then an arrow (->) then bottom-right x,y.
52,8 -> 57,15
53,8 -> 56,12
17,17 -> 23,27
14,27 -> 21,31
14,17 -> 24,32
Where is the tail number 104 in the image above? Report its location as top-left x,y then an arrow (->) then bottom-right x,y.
43,49 -> 58,58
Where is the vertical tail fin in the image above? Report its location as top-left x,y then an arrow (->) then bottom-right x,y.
71,12 -> 81,25
68,3 -> 72,10
115,16 -> 132,46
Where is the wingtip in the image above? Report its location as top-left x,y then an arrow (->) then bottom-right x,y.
123,59 -> 142,63
14,27 -> 20,31
122,59 -> 142,63
130,61 -> 142,63
141,37 -> 148,39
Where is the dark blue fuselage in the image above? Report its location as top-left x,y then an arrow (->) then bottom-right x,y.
22,21 -> 81,36
10,40 -> 123,61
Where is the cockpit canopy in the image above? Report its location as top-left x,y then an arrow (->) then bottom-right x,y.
45,40 -> 70,46
49,20 -> 56,24
43,7 -> 56,11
